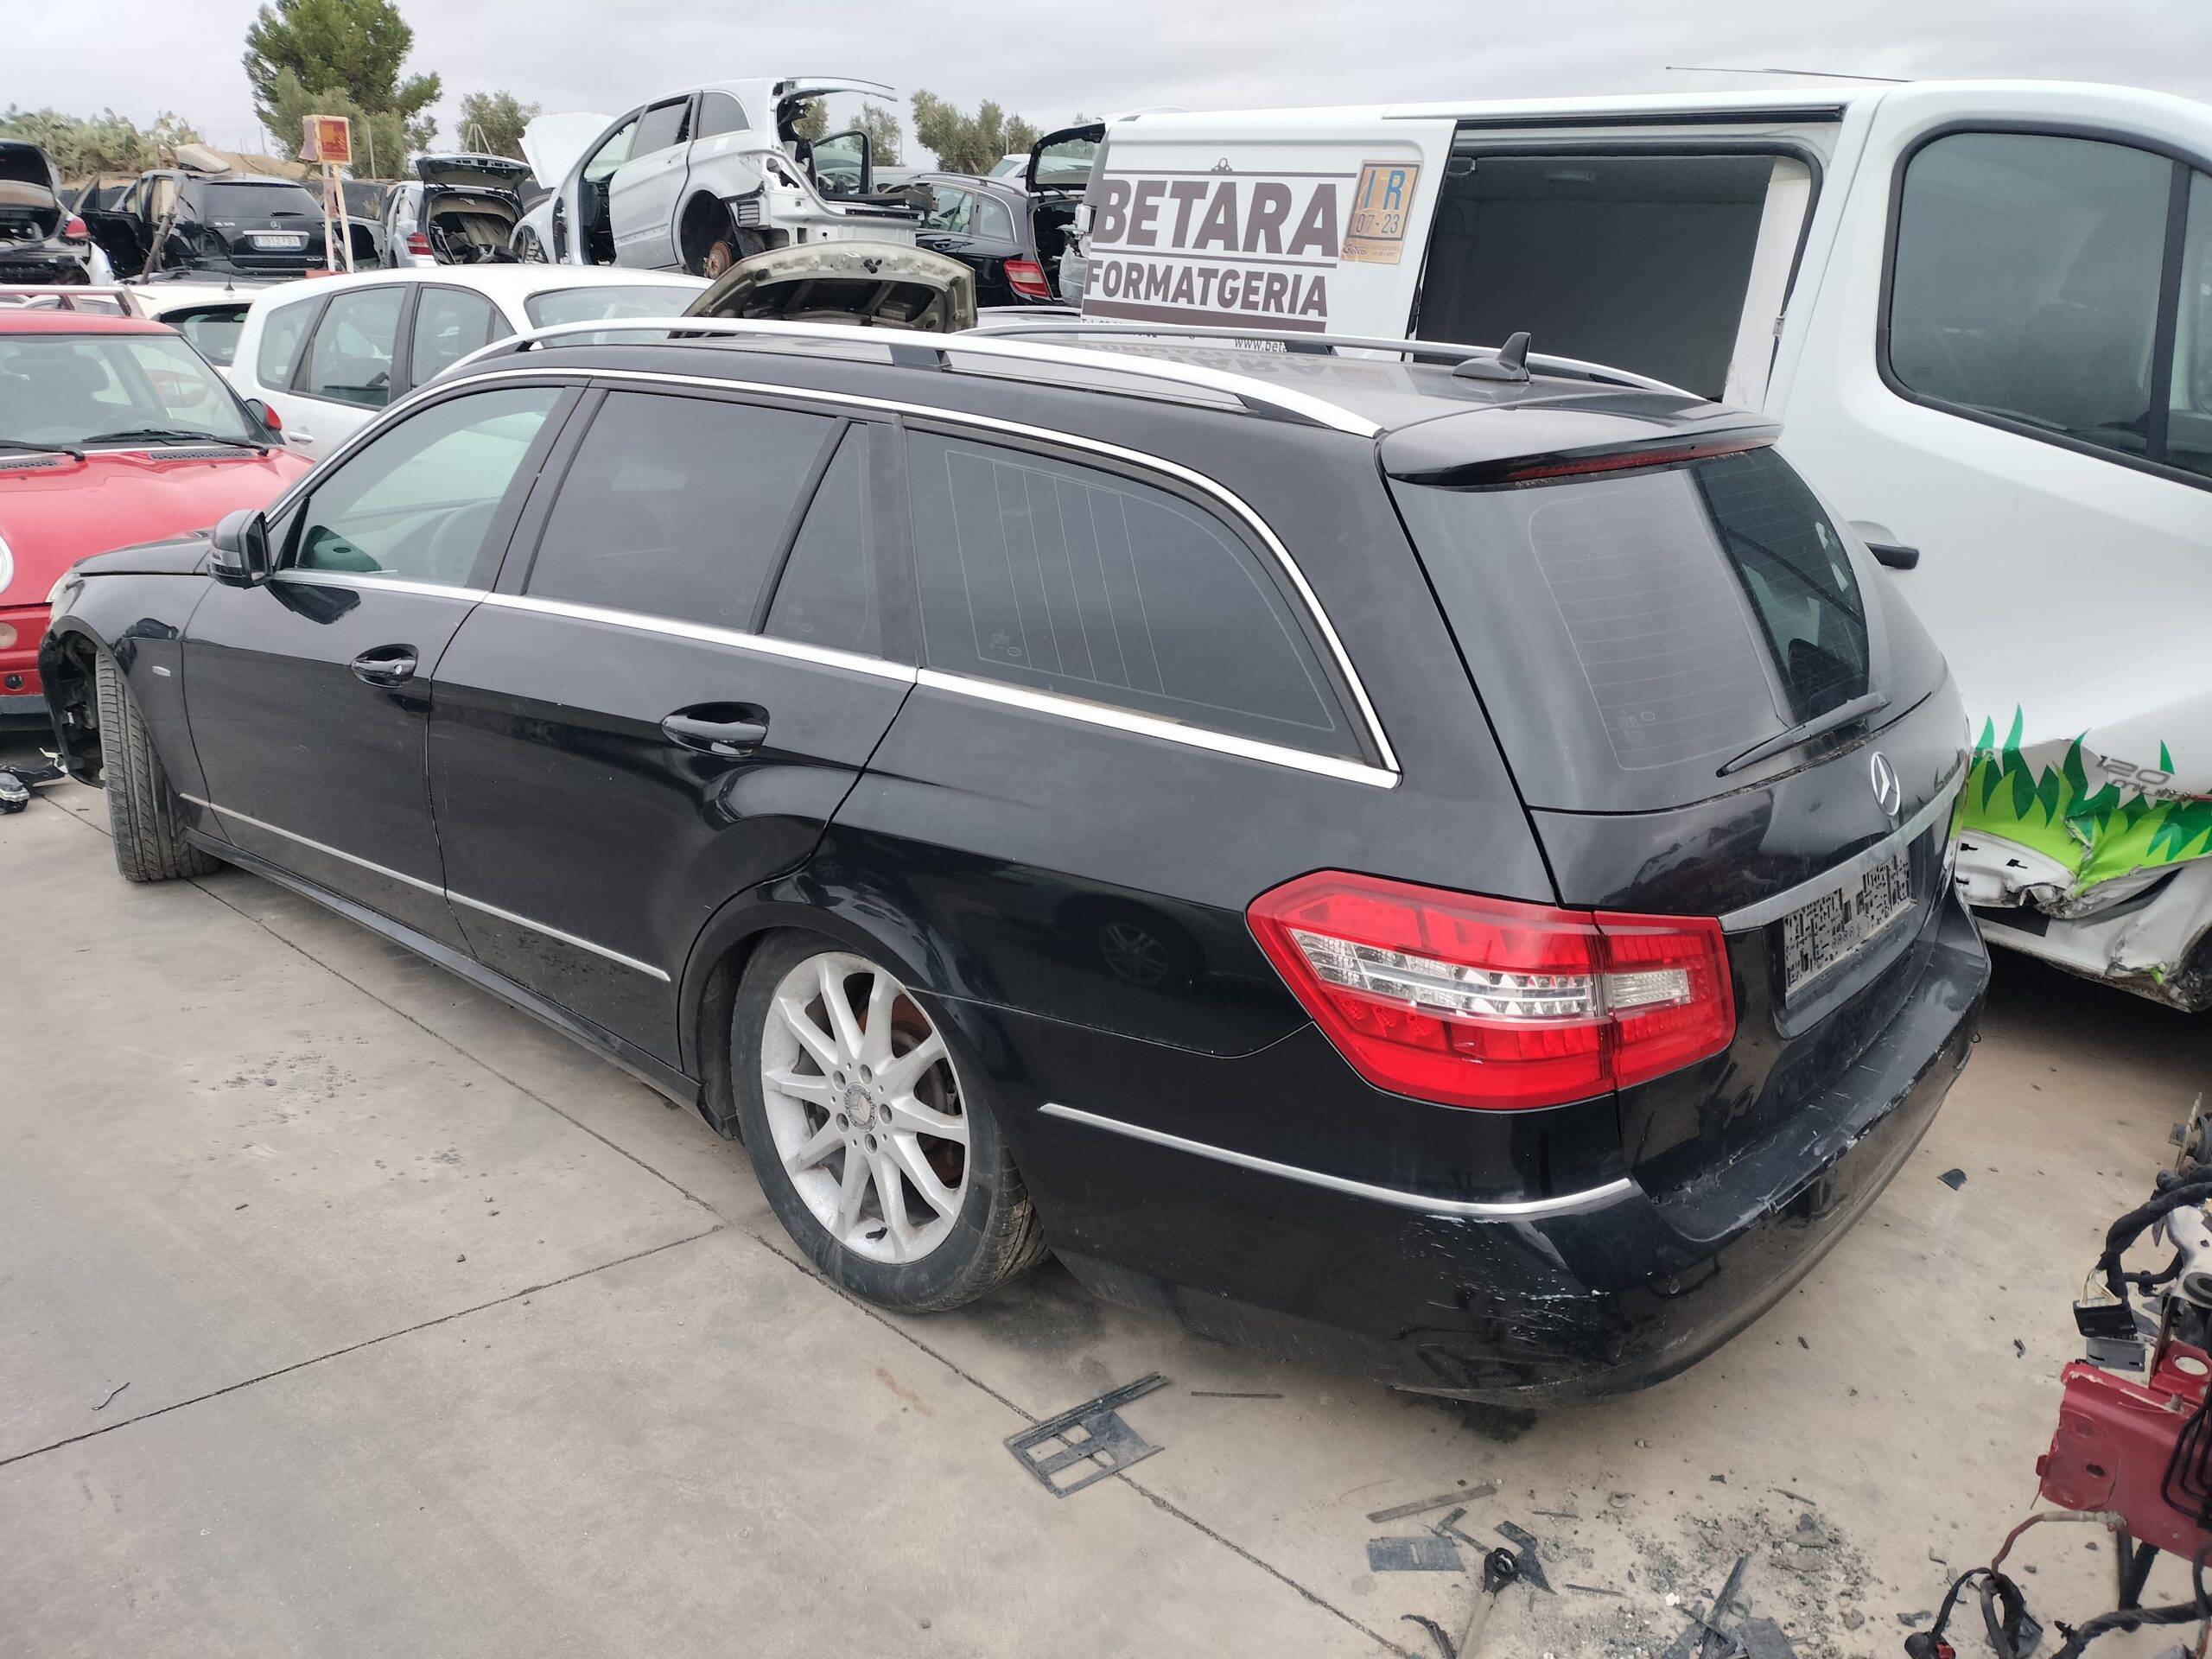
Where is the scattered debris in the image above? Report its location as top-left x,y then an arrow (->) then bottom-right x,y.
1497,1520 -> 1554,1594
1368,1484 -> 1497,1524
1565,1582 -> 1625,1598
1369,1535 -> 1465,1573
1188,1389 -> 1282,1398
1005,1373 -> 1170,1497
1733,1617 -> 1798,1658
1457,1547 -> 1523,1656
1531,1509 -> 1580,1521
1429,1506 -> 1468,1535
2014,1338 -> 2027,1357
1769,1489 -> 1815,1506
92,1382 -> 129,1412
1401,1613 -> 1458,1659
1938,1167 -> 1967,1190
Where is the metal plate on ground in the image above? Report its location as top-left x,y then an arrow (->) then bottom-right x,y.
1005,1373 -> 1169,1497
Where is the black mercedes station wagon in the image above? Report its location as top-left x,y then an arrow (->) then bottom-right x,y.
40,320 -> 1987,1402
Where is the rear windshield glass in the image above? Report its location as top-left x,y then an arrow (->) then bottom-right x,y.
187,181 -> 321,219
524,284 -> 696,330
1392,447 -> 1904,812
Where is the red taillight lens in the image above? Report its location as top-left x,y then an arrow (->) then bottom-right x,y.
1005,257 -> 1051,299
406,232 -> 433,257
1247,871 -> 1734,1110
63,216 -> 87,242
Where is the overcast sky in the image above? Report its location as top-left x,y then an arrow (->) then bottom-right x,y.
8,0 -> 2211,162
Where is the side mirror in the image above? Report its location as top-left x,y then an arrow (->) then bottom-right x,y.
243,397 -> 283,438
1866,542 -> 1921,571
210,508 -> 271,588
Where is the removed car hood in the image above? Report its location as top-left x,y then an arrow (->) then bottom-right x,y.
683,241 -> 975,331
416,152 -> 534,196
520,113 -> 612,191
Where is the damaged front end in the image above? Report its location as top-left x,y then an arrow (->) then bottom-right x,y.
1955,704 -> 2212,1008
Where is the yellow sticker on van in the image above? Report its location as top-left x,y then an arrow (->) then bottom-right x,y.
1341,162 -> 1421,264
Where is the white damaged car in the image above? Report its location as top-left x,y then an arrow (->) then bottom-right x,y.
514,77 -> 918,276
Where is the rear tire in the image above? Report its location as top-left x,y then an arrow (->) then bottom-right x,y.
730,930 -> 1049,1312
96,653 -> 216,883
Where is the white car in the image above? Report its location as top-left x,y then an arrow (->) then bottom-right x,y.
1050,81 -> 2212,1009
514,77 -> 918,276
227,265 -> 706,457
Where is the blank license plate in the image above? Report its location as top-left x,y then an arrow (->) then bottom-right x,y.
1781,849 -> 1914,996
254,233 -> 307,249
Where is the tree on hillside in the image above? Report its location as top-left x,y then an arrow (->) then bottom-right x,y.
0,108 -> 205,177
791,99 -> 829,143
454,91 -> 539,161
856,104 -> 901,168
243,0 -> 439,156
910,92 -> 1038,176
262,68 -> 407,178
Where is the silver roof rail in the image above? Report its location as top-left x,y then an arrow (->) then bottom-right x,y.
962,319 -> 1694,398
448,316 -> 1382,436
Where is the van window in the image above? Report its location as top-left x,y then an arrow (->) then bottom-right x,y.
632,99 -> 690,160
254,298 -> 318,388
302,285 -> 402,408
2169,172 -> 2212,480
524,391 -> 836,632
906,434 -> 1359,760
293,388 -> 559,586
410,286 -> 510,385
1417,151 -> 1809,401
1890,132 -> 2174,464
696,92 -> 749,139
765,426 -> 879,656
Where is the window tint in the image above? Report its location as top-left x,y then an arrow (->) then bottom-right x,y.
1891,133 -> 2171,460
907,434 -> 1357,759
696,92 -> 749,139
255,298 -> 317,388
1419,152 -> 1798,400
410,286 -> 510,385
765,426 -> 878,656
2168,172 -> 2212,481
972,195 -> 1014,244
525,391 -> 836,631
632,99 -> 690,159
303,285 -> 402,407
292,387 -> 559,585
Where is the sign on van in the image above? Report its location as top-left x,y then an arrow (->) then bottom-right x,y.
1082,148 -> 1430,333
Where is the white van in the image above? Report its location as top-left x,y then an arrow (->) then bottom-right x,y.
1062,81 -> 2212,1007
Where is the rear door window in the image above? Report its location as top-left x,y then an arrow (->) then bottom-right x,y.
1391,446 -> 1941,810
696,92 -> 749,139
2170,172 -> 2212,480
906,432 -> 1361,760
409,285 -> 510,385
632,99 -> 690,159
1417,150 -> 1812,401
254,297 -> 318,388
302,285 -> 402,407
523,391 -> 837,632
764,425 -> 880,657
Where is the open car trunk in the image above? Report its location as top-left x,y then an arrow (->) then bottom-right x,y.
416,154 -> 529,264
682,241 -> 975,331
1024,123 -> 1102,296
0,145 -> 65,247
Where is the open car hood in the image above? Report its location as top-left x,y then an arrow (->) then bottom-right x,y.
1027,122 -> 1103,194
682,241 -> 975,332
416,153 -> 531,196
520,113 -> 613,190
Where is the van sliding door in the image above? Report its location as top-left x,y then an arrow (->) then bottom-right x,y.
1414,146 -> 1815,404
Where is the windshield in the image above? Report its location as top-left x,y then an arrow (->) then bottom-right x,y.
0,331 -> 259,447
186,181 -> 321,221
1391,445 -> 1936,811
525,284 -> 698,330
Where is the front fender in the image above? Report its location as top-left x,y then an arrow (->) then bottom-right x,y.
39,573 -> 213,791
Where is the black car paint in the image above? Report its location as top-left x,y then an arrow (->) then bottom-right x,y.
905,172 -> 1062,307
81,172 -> 373,280
42,338 -> 1986,1401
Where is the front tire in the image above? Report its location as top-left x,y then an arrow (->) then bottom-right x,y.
731,931 -> 1048,1311
95,653 -> 216,883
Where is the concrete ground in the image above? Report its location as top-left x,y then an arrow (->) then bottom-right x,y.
7,715 -> 2212,1658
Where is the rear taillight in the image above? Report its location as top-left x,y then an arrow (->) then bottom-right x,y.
1005,257 -> 1051,299
406,232 -> 432,257
1248,871 -> 1734,1110
62,216 -> 87,242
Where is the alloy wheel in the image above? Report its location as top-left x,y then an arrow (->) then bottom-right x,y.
760,952 -> 969,1264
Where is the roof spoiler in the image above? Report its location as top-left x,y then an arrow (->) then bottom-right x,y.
1382,419 -> 1781,488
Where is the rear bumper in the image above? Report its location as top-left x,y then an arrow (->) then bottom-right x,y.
1024,894 -> 1987,1403
0,247 -> 86,283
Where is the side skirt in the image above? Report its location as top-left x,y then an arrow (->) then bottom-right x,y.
185,829 -> 706,1109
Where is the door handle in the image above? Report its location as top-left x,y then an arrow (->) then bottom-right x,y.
351,645 -> 418,685
661,706 -> 769,757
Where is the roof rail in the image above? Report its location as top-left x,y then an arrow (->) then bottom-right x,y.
963,319 -> 1694,397
448,316 -> 1382,435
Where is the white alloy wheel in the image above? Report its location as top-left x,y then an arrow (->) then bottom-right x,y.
760,951 -> 969,1264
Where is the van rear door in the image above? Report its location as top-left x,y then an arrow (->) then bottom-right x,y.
1413,108 -> 1847,404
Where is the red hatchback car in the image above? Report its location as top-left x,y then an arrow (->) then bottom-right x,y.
0,312 -> 309,714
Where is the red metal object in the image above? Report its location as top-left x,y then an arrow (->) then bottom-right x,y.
2038,1342 -> 2212,1558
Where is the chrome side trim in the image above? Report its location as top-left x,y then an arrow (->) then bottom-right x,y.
917,669 -> 1397,788
1039,1103 -> 1638,1219
446,363 -> 1402,779
442,888 -> 671,982
466,590 -> 919,684
180,794 -> 444,896
448,315 -> 1386,436
181,793 -> 670,982
271,569 -> 485,604
1716,766 -> 1965,932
